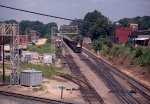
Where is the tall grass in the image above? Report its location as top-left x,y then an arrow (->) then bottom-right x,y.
138,48 -> 150,66
19,62 -> 62,78
0,62 -> 62,79
27,42 -> 54,54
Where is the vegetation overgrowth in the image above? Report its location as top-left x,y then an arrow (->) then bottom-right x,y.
19,62 -> 62,78
27,40 -> 54,54
0,62 -> 62,81
91,38 -> 150,66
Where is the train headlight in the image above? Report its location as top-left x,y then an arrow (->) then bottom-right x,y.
76,43 -> 81,47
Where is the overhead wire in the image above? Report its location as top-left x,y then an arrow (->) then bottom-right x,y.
0,4 -> 113,29
0,4 -> 75,21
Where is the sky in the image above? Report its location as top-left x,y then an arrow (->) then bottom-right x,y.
0,0 -> 150,26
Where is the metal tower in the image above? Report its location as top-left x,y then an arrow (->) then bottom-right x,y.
0,23 -> 19,85
60,25 -> 78,35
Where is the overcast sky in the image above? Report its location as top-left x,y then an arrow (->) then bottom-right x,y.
0,0 -> 150,26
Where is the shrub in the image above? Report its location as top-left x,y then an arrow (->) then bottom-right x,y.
92,40 -> 102,51
101,45 -> 109,55
109,45 -> 125,56
139,48 -> 150,66
134,46 -> 143,58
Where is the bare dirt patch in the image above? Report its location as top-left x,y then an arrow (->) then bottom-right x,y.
0,76 -> 84,104
36,38 -> 47,45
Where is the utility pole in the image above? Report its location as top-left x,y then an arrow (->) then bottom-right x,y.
51,27 -> 55,54
0,23 -> 19,85
2,35 -> 5,83
0,20 -> 5,83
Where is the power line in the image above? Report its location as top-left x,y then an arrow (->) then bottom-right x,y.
0,4 -> 112,27
0,4 -> 75,21
0,4 -> 114,30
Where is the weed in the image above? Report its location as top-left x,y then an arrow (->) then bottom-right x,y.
27,43 -> 54,54
33,84 -> 46,91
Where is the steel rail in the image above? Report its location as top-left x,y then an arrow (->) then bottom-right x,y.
62,42 -> 103,104
83,48 -> 150,100
0,90 -> 74,104
79,51 -> 141,104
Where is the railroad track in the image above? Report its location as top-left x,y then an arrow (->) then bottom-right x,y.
0,90 -> 73,104
62,42 -> 104,104
81,48 -> 150,104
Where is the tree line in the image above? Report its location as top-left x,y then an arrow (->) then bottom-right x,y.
3,20 -> 57,38
3,10 -> 150,39
70,10 -> 112,40
118,16 -> 150,30
70,10 -> 150,40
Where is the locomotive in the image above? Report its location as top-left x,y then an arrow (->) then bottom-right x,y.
63,35 -> 83,53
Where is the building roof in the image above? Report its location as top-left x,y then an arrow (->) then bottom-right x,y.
21,70 -> 42,73
115,27 -> 133,31
134,38 -> 149,40
130,30 -> 150,36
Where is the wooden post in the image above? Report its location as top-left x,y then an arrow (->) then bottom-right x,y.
59,86 -> 65,99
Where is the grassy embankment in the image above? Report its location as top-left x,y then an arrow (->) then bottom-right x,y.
0,40 -> 62,82
86,38 -> 150,80
91,38 -> 150,66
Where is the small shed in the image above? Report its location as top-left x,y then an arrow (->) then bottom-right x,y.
22,51 -> 32,61
20,70 -> 42,87
43,53 -> 53,65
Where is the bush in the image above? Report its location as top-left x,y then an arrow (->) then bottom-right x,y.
139,48 -> 150,66
101,45 -> 109,55
109,45 -> 125,56
92,40 -> 102,51
134,46 -> 143,58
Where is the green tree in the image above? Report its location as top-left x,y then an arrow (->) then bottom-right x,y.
45,22 -> 57,35
81,10 -> 111,40
19,20 -> 57,37
4,20 -> 18,24
139,16 -> 150,30
119,18 -> 129,27
19,20 -> 32,34
31,21 -> 45,35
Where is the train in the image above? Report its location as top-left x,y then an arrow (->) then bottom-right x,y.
63,35 -> 83,53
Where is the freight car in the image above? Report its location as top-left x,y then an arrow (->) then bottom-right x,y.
63,35 -> 83,53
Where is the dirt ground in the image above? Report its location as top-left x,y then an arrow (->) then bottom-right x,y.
0,49 -> 85,104
0,61 -> 85,104
0,76 -> 84,104
36,38 -> 47,45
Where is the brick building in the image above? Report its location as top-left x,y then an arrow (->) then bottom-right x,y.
115,27 -> 134,44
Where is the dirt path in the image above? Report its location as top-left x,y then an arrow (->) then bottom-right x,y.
36,38 -> 47,45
